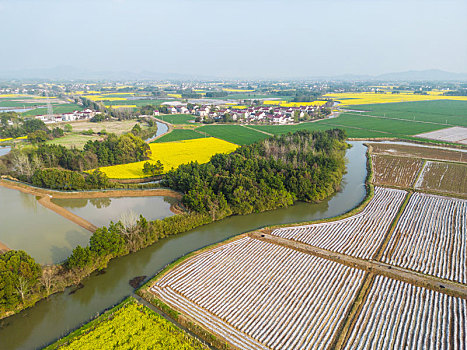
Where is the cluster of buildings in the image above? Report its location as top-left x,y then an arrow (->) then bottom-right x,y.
159,102 -> 328,124
35,109 -> 97,124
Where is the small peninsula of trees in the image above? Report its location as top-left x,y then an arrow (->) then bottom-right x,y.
164,129 -> 347,219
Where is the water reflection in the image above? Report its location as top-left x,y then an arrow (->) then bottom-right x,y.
51,196 -> 176,227
0,187 -> 91,264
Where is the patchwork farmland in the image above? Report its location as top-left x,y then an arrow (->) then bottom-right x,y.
146,182 -> 467,349
342,275 -> 467,350
141,139 -> 467,350
152,237 -> 366,350
415,161 -> 467,195
371,154 -> 423,188
381,193 -> 467,283
270,187 -> 406,259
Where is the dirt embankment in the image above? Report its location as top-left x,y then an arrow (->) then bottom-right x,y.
0,179 -> 182,200
251,232 -> 467,300
38,196 -> 98,232
0,179 -> 184,235
0,241 -> 10,254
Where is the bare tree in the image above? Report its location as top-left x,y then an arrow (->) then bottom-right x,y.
119,210 -> 142,252
119,210 -> 139,234
40,267 -> 54,297
15,276 -> 29,304
12,151 -> 32,177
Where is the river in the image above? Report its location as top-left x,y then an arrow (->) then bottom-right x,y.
145,121 -> 168,143
0,141 -> 368,350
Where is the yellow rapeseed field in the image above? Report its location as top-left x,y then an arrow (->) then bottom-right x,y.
96,137 -> 238,179
0,136 -> 27,142
105,105 -> 137,109
324,92 -> 467,106
83,95 -> 127,102
167,93 -> 182,98
263,100 -> 327,107
222,88 -> 255,92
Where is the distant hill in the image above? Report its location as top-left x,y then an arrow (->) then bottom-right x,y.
375,69 -> 467,81
0,67 -> 466,82
0,66 -> 214,81
316,69 -> 467,82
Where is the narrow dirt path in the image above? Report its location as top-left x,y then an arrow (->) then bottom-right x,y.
241,124 -> 274,136
0,179 -> 183,233
250,232 -> 467,299
0,179 -> 182,200
38,196 -> 98,232
0,241 -> 10,253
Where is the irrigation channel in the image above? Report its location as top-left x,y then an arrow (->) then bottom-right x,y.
0,142 -> 367,350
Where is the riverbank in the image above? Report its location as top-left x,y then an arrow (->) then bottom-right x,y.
149,118 -> 173,142
0,178 -> 182,200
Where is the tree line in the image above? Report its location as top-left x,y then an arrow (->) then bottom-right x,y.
1,132 -> 150,190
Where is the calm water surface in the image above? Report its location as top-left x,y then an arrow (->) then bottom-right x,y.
51,196 -> 176,227
0,187 -> 91,264
0,141 -> 367,350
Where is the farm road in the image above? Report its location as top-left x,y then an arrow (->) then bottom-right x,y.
250,232 -> 467,300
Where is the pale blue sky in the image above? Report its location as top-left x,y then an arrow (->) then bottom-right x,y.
0,0 -> 466,78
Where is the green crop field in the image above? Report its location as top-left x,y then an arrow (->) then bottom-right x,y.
0,100 -> 47,108
46,133 -> 102,149
197,124 -> 269,145
22,103 -> 83,116
158,114 -> 195,124
44,297 -> 207,350
323,112 -> 445,135
250,110 -> 451,140
153,129 -> 204,143
250,122 -> 391,138
348,100 -> 467,127
105,99 -> 168,107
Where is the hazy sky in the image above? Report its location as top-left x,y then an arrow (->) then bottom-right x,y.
0,0 -> 466,78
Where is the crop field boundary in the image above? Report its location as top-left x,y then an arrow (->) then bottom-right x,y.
138,234 -> 252,350
372,191 -> 412,261
240,124 -> 273,136
412,159 -> 428,187
249,232 -> 467,299
132,294 -> 215,350
332,273 -> 376,350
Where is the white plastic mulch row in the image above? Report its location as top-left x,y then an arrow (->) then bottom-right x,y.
381,192 -> 467,284
152,237 -> 365,350
270,187 -> 407,259
344,275 -> 467,350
